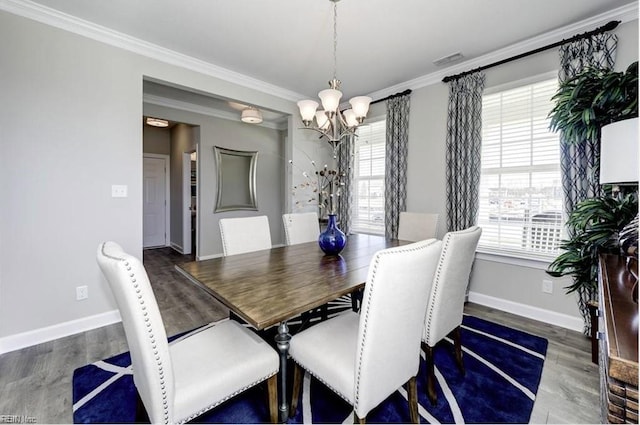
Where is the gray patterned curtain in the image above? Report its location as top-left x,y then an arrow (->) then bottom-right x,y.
559,34 -> 617,219
384,93 -> 411,239
445,73 -> 486,232
336,136 -> 354,235
558,33 -> 617,336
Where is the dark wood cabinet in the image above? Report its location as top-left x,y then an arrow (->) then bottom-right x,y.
598,254 -> 639,423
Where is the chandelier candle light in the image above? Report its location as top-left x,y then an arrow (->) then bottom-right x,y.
297,0 -> 372,151
297,0 -> 370,256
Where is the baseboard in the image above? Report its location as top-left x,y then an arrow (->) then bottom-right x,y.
468,291 -> 583,333
0,310 -> 122,355
170,242 -> 185,254
197,253 -> 223,260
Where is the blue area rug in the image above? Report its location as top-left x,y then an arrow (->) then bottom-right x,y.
72,315 -> 547,423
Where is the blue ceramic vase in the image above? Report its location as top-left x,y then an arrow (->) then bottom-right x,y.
318,214 -> 347,256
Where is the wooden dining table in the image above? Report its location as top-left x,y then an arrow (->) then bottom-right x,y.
175,233 -> 406,422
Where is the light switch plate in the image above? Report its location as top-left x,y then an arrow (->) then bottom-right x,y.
111,185 -> 128,198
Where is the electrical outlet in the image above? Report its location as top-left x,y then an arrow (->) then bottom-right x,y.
111,185 -> 128,198
542,280 -> 553,294
76,285 -> 89,301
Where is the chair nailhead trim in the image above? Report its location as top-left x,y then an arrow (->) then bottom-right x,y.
351,241 -> 435,413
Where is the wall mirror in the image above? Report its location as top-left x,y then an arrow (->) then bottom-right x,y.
214,146 -> 258,212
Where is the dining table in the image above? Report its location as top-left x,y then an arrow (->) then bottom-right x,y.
174,233 -> 407,422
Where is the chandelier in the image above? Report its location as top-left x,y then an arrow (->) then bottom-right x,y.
297,0 -> 372,150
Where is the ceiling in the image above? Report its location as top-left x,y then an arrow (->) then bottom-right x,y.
19,0 -> 638,126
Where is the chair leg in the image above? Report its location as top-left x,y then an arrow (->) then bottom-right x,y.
353,412 -> 366,424
423,342 -> 437,405
267,374 -> 278,424
450,326 -> 465,376
351,288 -> 363,312
289,363 -> 303,418
406,376 -> 419,424
135,390 -> 149,423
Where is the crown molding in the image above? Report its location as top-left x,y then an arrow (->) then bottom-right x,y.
367,2 -> 639,101
143,94 -> 287,131
0,0 -> 306,103
2,0 -> 637,105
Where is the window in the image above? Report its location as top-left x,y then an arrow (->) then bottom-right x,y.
478,76 -> 563,259
352,120 -> 386,235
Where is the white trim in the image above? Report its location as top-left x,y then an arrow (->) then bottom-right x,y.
0,0 -> 635,104
468,291 -> 583,332
475,250 -> 554,270
0,310 -> 122,355
196,253 -> 224,261
170,241 -> 185,254
143,153 -> 170,248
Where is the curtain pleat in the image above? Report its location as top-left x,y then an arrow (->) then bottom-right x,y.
384,94 -> 411,239
336,136 -> 354,235
445,73 -> 485,232
557,33 -> 617,336
559,33 -> 618,219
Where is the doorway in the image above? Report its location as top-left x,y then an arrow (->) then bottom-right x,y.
143,154 -> 170,248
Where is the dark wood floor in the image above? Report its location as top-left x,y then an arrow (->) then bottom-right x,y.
0,247 -> 599,423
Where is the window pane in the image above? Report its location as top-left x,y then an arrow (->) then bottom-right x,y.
352,120 -> 386,235
478,77 -> 563,258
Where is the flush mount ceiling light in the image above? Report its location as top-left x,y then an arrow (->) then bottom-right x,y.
241,107 -> 263,124
297,0 -> 372,151
145,117 -> 169,128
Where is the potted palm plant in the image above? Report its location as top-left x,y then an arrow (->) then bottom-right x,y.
546,61 -> 638,334
548,61 -> 637,143
546,195 -> 637,293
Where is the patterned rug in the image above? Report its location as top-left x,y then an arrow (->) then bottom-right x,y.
73,314 -> 547,423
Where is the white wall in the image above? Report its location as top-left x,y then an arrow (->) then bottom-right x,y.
0,10 -> 298,352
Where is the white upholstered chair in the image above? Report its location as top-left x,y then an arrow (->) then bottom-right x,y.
219,215 -> 272,256
97,241 -> 279,424
289,239 -> 443,423
397,212 -> 439,242
283,212 -> 319,245
421,226 -> 482,405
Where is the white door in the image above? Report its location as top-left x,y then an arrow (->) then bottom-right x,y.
143,156 -> 167,248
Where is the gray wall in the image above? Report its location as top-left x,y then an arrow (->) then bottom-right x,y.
396,20 -> 639,330
0,6 -> 636,348
144,103 -> 286,257
0,10 -> 296,346
142,125 -> 171,155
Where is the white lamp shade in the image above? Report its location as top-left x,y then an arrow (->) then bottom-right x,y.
241,107 -> 263,124
297,100 -> 319,122
349,96 -> 372,118
315,110 -> 330,130
343,109 -> 358,127
600,117 -> 639,184
318,88 -> 342,113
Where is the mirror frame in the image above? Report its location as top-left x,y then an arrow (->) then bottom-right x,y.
213,146 -> 258,212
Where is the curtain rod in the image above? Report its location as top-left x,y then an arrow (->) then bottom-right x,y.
442,20 -> 620,83
371,89 -> 412,105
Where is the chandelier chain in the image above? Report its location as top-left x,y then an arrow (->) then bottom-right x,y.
333,0 -> 338,82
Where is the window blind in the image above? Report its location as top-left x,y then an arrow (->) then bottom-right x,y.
352,120 -> 386,235
478,78 -> 563,258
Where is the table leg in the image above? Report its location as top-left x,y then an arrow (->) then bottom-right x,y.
274,321 -> 291,423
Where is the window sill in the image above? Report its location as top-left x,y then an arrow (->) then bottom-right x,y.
475,249 -> 555,270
